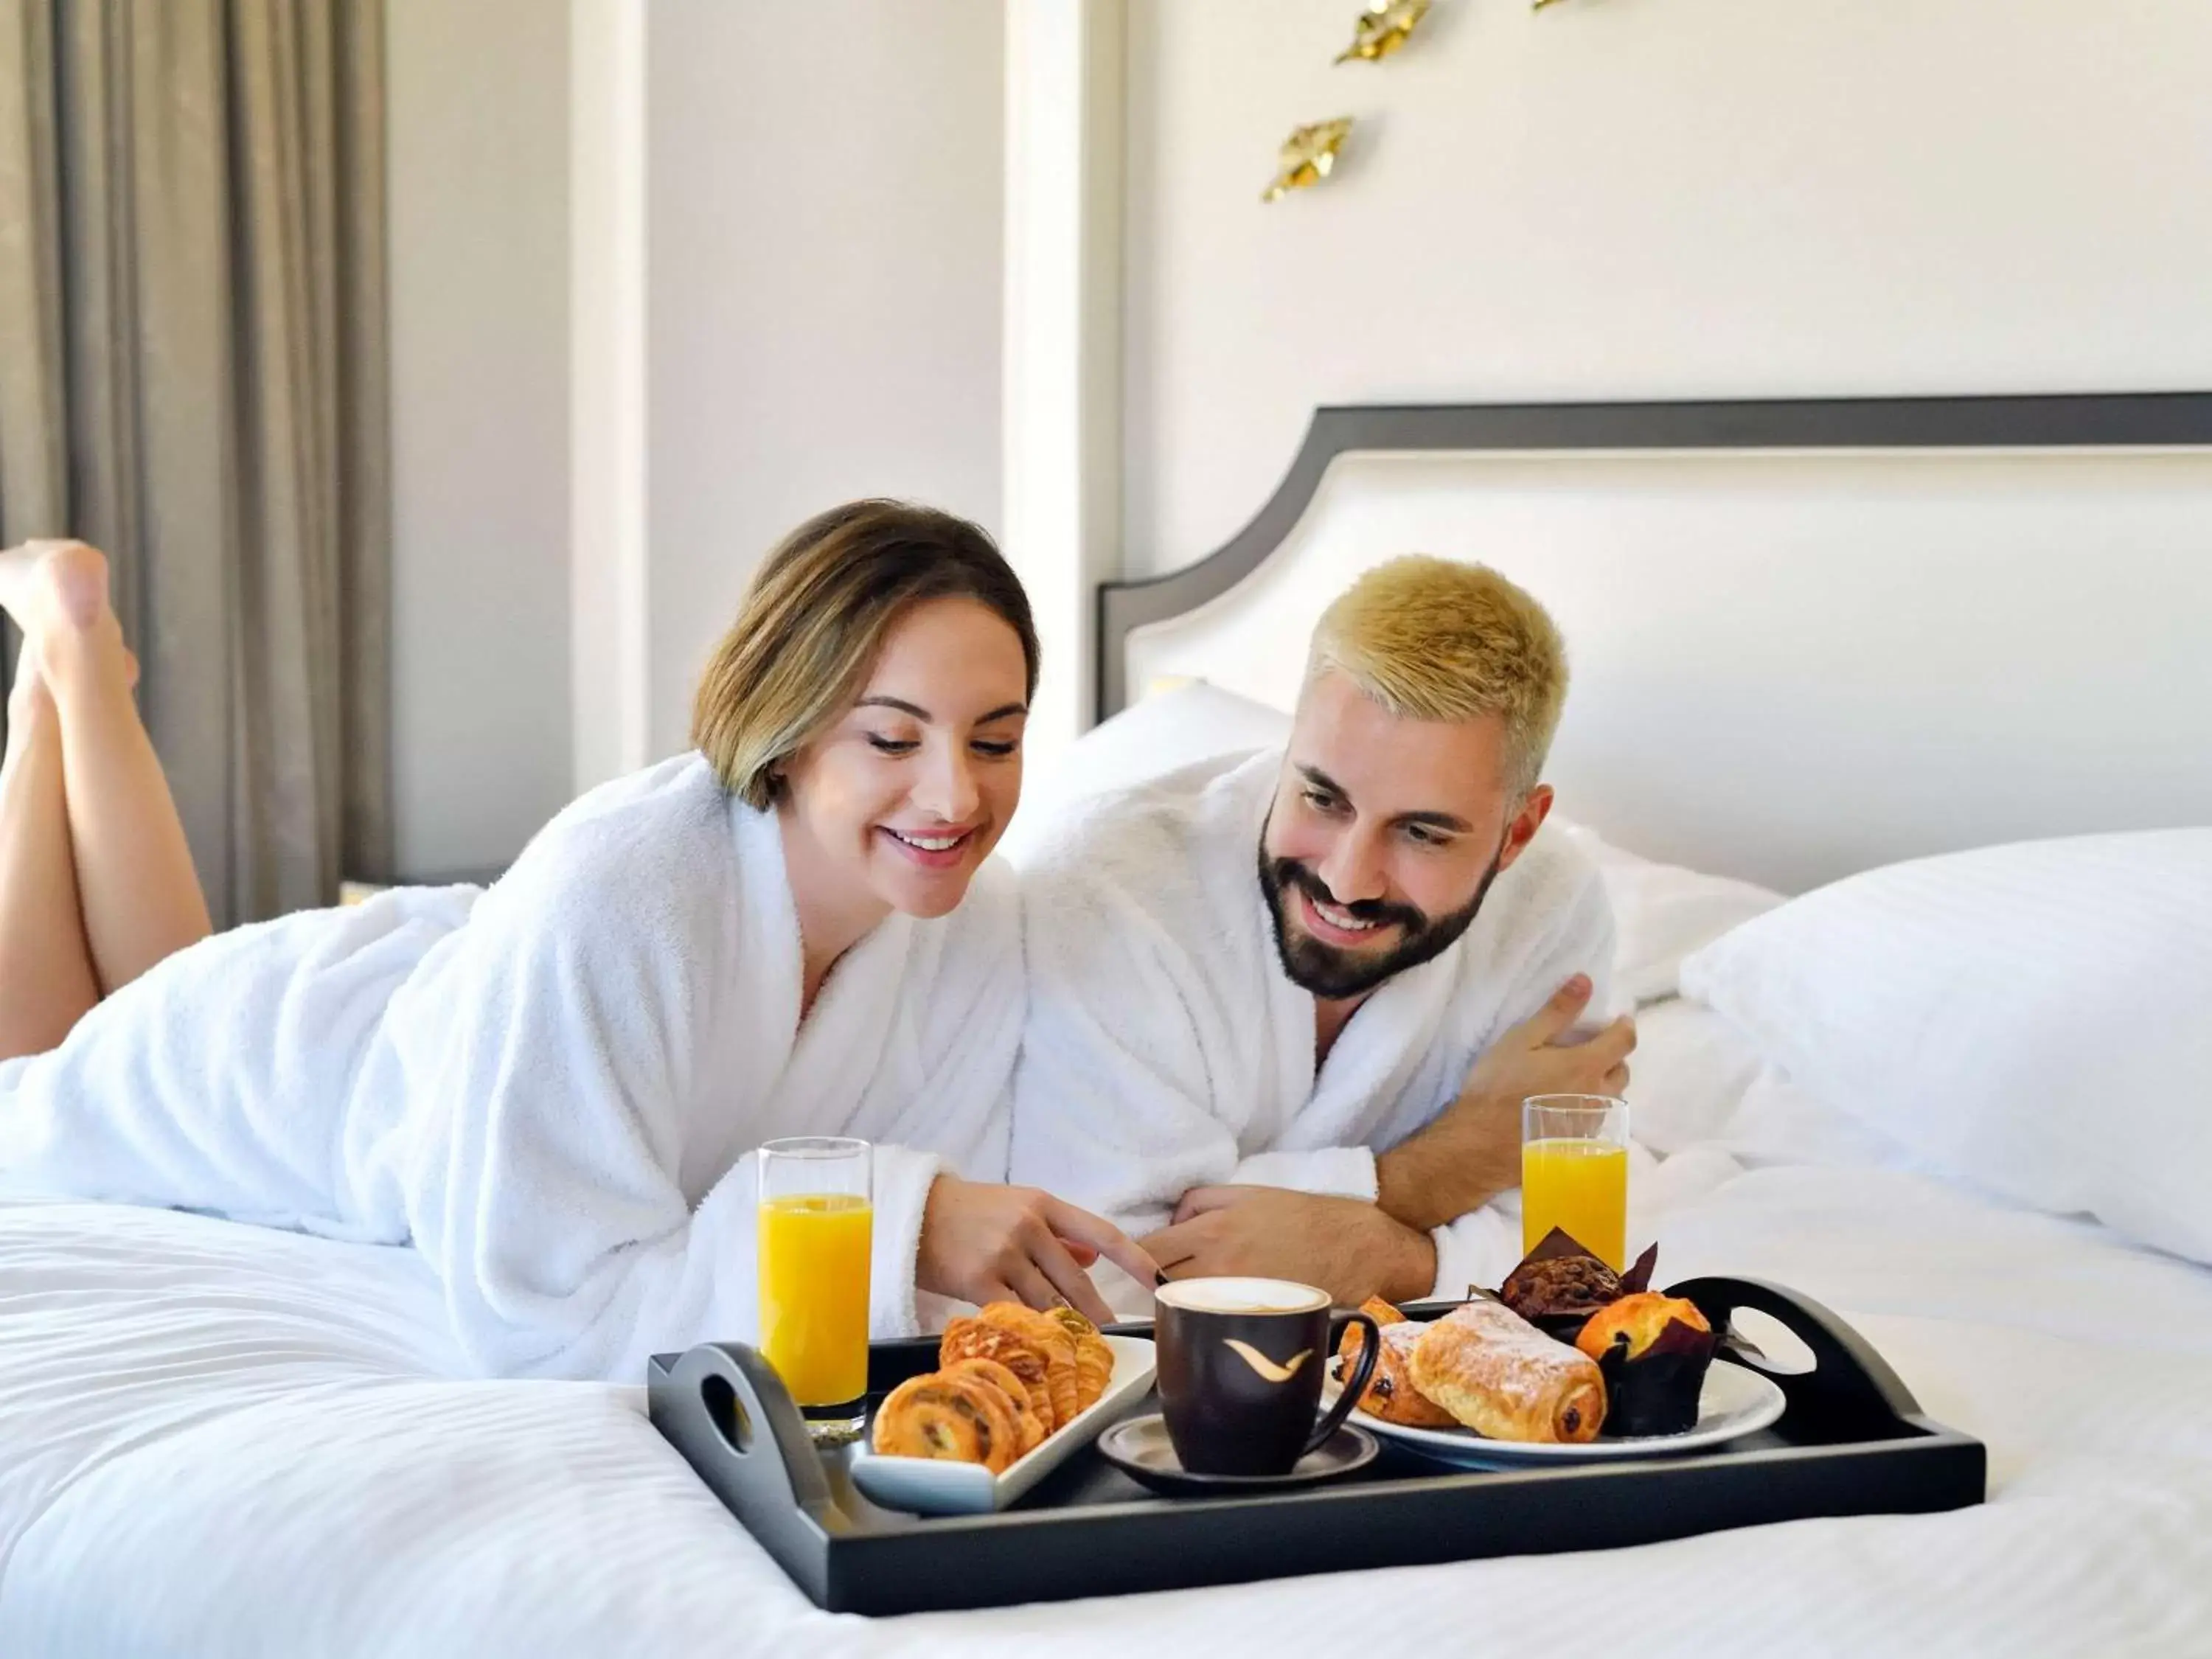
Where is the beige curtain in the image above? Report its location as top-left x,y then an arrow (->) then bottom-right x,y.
0,0 -> 390,925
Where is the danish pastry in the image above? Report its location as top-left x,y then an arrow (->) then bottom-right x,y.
871,1372 -> 1024,1472
1335,1297 -> 1457,1429
939,1304 -> 1073,1431
943,1357 -> 1046,1455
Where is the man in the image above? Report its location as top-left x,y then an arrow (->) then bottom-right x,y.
1010,556 -> 1634,1310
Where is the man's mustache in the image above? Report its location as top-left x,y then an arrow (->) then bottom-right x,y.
1270,858 -> 1426,934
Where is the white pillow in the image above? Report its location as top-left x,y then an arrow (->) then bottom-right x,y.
1001,681 -> 1290,864
1554,823 -> 1783,1005
1680,829 -> 2212,1265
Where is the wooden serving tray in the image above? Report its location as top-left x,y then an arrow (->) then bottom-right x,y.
647,1277 -> 1985,1616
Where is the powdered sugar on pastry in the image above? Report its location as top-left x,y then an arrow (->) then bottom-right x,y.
1408,1300 -> 1607,1444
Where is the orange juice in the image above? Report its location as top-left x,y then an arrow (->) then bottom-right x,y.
1522,1138 -> 1629,1270
757,1193 -> 872,1406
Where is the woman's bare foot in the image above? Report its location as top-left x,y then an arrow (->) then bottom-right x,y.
0,541 -> 131,700
0,540 -> 112,637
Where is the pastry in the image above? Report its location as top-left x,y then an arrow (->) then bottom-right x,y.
986,1301 -> 1081,1427
1576,1290 -> 1711,1358
1575,1291 -> 1717,1436
1408,1299 -> 1607,1444
871,1371 -> 1024,1472
1495,1232 -> 1660,1343
939,1303 -> 1076,1431
1334,1297 -> 1458,1429
943,1357 -> 1047,1455
938,1314 -> 1054,1430
1498,1252 -> 1621,1335
1048,1305 -> 1116,1414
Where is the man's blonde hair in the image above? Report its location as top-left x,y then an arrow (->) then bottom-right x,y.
1307,555 -> 1568,796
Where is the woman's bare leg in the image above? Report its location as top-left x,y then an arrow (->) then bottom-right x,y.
0,644 -> 101,1060
0,540 -> 212,996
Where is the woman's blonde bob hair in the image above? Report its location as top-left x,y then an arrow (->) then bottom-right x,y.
692,499 -> 1039,810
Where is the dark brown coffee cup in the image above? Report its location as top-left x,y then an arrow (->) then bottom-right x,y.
1154,1276 -> 1380,1477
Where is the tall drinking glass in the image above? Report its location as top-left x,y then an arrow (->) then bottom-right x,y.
757,1136 -> 872,1443
1521,1095 -> 1630,1270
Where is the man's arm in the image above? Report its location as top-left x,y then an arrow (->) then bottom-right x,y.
1373,973 -> 1636,1234
1141,1186 -> 1439,1307
1138,974 -> 1634,1304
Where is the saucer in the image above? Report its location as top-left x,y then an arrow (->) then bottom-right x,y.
1095,1413 -> 1378,1497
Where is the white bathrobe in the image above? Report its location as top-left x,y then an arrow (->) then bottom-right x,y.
0,754 -> 1022,1380
1009,748 -> 1615,1309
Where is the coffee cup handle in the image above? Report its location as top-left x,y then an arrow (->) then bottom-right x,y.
1307,1310 -> 1380,1455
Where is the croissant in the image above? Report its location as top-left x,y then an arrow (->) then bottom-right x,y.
1006,1305 -> 1082,1426
981,1302 -> 1081,1427
1048,1305 -> 1116,1414
1408,1300 -> 1607,1444
871,1372 -> 1024,1472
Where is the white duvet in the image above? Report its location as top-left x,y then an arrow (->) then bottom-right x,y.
5,1009 -> 2211,1659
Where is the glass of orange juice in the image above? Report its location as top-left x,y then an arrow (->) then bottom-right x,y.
757,1136 -> 873,1443
1521,1095 -> 1630,1270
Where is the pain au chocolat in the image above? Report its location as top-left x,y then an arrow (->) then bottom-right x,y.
1408,1298 -> 1607,1444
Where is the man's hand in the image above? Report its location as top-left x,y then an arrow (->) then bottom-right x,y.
1374,973 -> 1635,1233
1141,1186 -> 1437,1306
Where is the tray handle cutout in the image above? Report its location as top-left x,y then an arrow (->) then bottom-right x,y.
1667,1276 -> 1923,1433
651,1343 -> 845,1535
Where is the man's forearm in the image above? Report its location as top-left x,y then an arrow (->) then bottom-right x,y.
1148,1186 -> 1441,1306
1319,1203 -> 1440,1305
1369,1217 -> 1439,1304
1373,1092 -> 1520,1234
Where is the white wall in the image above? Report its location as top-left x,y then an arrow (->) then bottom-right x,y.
386,0 -> 573,875
1121,0 -> 2212,576
643,0 -> 1005,756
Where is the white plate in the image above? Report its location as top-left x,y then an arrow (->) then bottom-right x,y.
1325,1360 -> 1787,1468
848,1333 -> 1156,1514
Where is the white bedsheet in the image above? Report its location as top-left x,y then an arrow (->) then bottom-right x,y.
4,1046 -> 2212,1655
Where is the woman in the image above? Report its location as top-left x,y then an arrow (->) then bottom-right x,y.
0,502 -> 1152,1378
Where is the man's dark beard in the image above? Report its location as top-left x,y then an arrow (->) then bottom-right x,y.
1258,838 -> 1506,1001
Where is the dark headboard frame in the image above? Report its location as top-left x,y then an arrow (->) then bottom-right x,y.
1094,392 -> 2212,720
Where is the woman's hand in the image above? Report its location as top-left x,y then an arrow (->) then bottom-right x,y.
916,1175 -> 1158,1326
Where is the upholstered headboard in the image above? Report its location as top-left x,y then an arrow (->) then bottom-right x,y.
1096,394 -> 2212,892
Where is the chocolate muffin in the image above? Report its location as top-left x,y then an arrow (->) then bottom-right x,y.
1498,1252 -> 1623,1341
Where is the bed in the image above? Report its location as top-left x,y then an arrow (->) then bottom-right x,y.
6,393 -> 2211,1655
